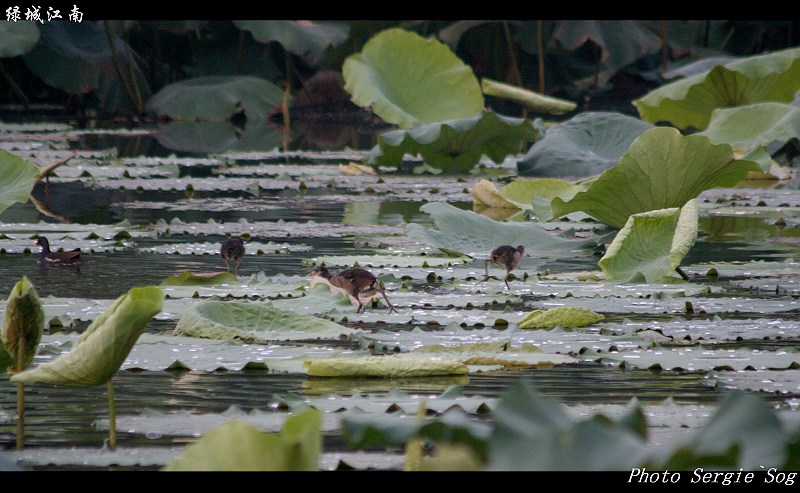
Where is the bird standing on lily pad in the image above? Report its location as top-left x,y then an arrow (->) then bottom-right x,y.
311,266 -> 398,315
480,245 -> 525,289
220,238 -> 245,275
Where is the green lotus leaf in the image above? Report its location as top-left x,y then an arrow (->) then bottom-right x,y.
634,46 -> 800,130
10,286 -> 164,386
159,271 -> 240,286
517,111 -> 654,177
145,76 -> 284,122
550,127 -> 761,229
481,78 -> 576,114
497,178 -> 583,221
233,20 -> 349,66
173,299 -> 358,342
164,408 -> 322,471
406,202 -> 596,259
343,27 -> 484,128
1,276 -> 44,372
0,21 -> 40,58
365,110 -> 537,173
304,355 -> 468,377
598,200 -> 698,282
699,102 -> 800,154
0,150 -> 39,215
517,307 -> 605,330
22,21 -> 151,111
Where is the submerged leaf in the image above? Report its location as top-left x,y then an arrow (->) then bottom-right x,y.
304,356 -> 468,377
550,127 -> 760,229
343,27 -> 483,128
10,286 -> 164,386
517,307 -> 604,330
598,200 -> 698,282
1,276 -> 44,372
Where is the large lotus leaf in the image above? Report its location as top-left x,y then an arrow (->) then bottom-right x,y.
22,21 -> 151,111
598,200 -> 698,282
0,150 -> 39,215
145,76 -> 284,122
303,355 -> 468,377
233,20 -> 349,66
497,178 -> 584,221
342,27 -> 484,128
365,110 -> 537,173
0,21 -> 40,58
550,127 -> 761,229
10,286 -> 163,386
1,276 -> 44,372
481,78 -> 576,114
173,299 -> 357,342
699,102 -> 800,153
405,202 -> 597,259
164,408 -> 322,471
517,111 -> 654,177
517,307 -> 604,330
634,46 -> 800,130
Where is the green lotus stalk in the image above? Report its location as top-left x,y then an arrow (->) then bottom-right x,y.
2,276 -> 44,450
11,285 -> 164,450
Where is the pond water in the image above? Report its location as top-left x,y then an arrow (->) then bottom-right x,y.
0,119 -> 799,471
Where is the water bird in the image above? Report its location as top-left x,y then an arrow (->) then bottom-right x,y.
480,245 -> 525,289
220,238 -> 245,275
35,236 -> 81,264
310,266 -> 398,314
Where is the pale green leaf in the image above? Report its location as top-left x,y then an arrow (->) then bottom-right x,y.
517,307 -> 605,330
0,150 -> 39,215
304,355 -> 468,377
699,102 -> 800,153
481,78 -> 576,114
1,276 -> 44,372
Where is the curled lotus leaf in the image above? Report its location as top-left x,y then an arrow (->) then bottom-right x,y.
1,276 -> 44,372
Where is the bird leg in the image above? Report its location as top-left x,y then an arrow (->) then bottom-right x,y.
380,288 -> 398,314
476,259 -> 492,286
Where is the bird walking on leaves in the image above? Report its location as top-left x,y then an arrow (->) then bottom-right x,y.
479,245 -> 525,289
220,238 -> 245,276
311,265 -> 398,315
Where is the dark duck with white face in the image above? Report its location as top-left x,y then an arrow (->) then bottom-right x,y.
311,265 -> 397,314
35,236 -> 81,264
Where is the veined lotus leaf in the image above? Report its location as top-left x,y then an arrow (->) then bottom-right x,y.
550,127 -> 761,229
517,111 -> 654,177
634,46 -> 800,130
1,276 -> 44,372
342,27 -> 484,128
699,102 -> 800,154
173,299 -> 358,342
366,110 -> 537,173
304,355 -> 468,377
497,178 -> 584,221
517,307 -> 604,330
233,20 -> 349,66
598,199 -> 699,282
405,202 -> 597,259
163,408 -> 322,471
159,271 -> 240,286
481,78 -> 576,114
662,56 -> 738,80
470,179 -> 518,209
22,21 -> 151,111
10,286 -> 163,386
0,21 -> 40,58
145,76 -> 284,123
0,150 -> 39,215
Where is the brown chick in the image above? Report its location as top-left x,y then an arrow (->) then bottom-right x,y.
311,266 -> 397,314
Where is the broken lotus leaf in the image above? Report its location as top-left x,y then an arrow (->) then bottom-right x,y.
406,202 -> 596,259
304,355 -> 468,377
343,27 -> 484,128
0,150 -> 40,215
173,299 -> 358,342
163,408 -> 322,471
481,78 -> 576,114
598,199 -> 698,282
10,286 -> 164,386
517,111 -> 654,177
1,276 -> 44,372
517,307 -> 605,330
470,179 -> 518,209
550,127 -> 761,229
159,271 -> 240,286
365,110 -> 537,173
634,46 -> 800,131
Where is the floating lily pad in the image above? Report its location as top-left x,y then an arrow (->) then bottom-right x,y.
304,355 -> 468,377
366,110 -> 537,173
159,272 -> 240,286
343,27 -> 484,128
517,307 -> 605,330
